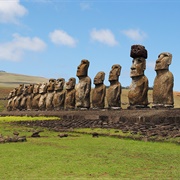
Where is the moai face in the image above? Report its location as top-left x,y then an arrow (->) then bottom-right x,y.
130,57 -> 146,77
66,78 -> 76,90
17,84 -> 24,96
76,59 -> 89,77
109,64 -> 121,81
28,84 -> 34,94
33,84 -> 41,94
55,78 -> 65,91
22,86 -> 28,95
39,82 -> 47,94
94,71 -> 105,85
47,79 -> 56,91
155,52 -> 172,71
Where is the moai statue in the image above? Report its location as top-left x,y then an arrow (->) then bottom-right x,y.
6,88 -> 17,111
76,59 -> 91,109
153,52 -> 174,108
46,79 -> 56,110
53,78 -> 65,110
31,83 -> 41,110
65,77 -> 76,110
107,65 -> 121,109
128,45 -> 149,109
92,71 -> 106,109
20,85 -> 29,110
26,84 -> 34,110
14,84 -> 24,110
38,82 -> 48,110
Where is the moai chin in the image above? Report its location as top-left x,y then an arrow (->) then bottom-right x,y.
53,78 -> 65,110
46,78 -> 56,110
107,64 -> 121,109
128,45 -> 149,109
65,77 -> 76,110
153,52 -> 174,108
75,59 -> 91,109
92,71 -> 106,109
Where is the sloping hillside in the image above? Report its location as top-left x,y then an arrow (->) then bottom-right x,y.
0,72 -> 48,87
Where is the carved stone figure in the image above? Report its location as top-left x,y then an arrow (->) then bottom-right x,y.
53,78 -> 65,110
31,83 -> 41,110
153,52 -> 174,108
38,82 -> 48,110
107,65 -> 121,109
92,71 -> 106,109
65,77 -> 76,109
20,85 -> 29,110
6,88 -> 17,111
46,79 -> 56,110
26,84 -> 34,110
14,84 -> 24,110
128,45 -> 149,109
76,59 -> 91,109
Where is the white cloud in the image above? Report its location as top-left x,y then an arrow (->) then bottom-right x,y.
49,30 -> 77,47
0,34 -> 46,61
80,2 -> 91,10
122,29 -> 147,41
0,0 -> 28,23
90,28 -> 118,46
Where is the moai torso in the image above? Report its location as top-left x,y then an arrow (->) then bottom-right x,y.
65,78 -> 76,109
153,52 -> 174,108
46,79 -> 56,110
53,78 -> 65,110
106,65 -> 121,109
128,45 -> 149,108
92,71 -> 106,109
76,59 -> 91,109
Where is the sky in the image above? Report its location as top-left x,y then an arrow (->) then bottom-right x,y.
0,0 -> 180,91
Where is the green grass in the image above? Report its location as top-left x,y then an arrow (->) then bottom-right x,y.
0,116 -> 179,179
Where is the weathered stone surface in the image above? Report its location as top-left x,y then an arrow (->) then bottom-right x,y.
107,64 -> 121,108
130,44 -> 147,59
65,77 -> 76,109
53,78 -> 65,110
38,82 -> 47,110
31,83 -> 41,110
26,84 -> 34,110
46,79 -> 56,110
92,71 -> 106,109
153,52 -> 174,108
128,45 -> 149,108
76,59 -> 91,109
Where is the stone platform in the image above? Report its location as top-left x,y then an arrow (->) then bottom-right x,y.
4,108 -> 178,141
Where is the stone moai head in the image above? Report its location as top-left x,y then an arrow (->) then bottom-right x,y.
28,84 -> 34,94
130,45 -> 147,77
155,52 -> 172,71
66,77 -> 76,90
17,84 -> 24,96
47,78 -> 56,91
76,59 -> 90,77
22,85 -> 29,95
33,83 -> 41,94
109,64 -> 121,82
94,71 -> 105,85
39,82 -> 47,94
55,78 -> 65,91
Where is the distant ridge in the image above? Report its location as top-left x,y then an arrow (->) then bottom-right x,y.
0,72 -> 48,87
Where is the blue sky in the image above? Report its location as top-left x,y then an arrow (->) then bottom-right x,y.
0,0 -> 180,91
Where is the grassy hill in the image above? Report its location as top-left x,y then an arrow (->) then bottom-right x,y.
0,72 -> 48,87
